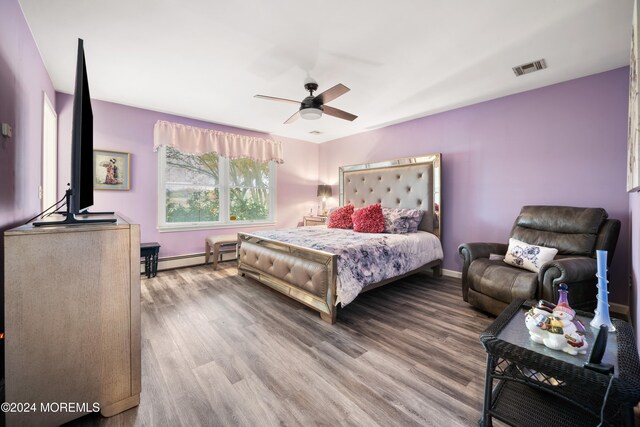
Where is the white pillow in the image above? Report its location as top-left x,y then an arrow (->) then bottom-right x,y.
503,238 -> 558,273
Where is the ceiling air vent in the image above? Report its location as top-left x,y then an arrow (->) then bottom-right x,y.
309,130 -> 322,135
512,59 -> 547,77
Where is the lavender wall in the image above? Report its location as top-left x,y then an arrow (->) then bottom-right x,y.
0,0 -> 56,377
56,94 -> 319,257
0,0 -> 56,230
319,68 -> 630,304
630,193 -> 640,349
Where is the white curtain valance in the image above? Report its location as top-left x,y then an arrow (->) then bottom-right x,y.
153,120 -> 284,164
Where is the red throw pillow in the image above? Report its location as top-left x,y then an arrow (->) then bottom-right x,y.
352,204 -> 385,233
328,204 -> 355,229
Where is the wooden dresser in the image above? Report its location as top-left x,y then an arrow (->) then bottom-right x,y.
4,215 -> 141,426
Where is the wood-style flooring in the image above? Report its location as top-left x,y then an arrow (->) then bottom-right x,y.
68,263 -> 495,427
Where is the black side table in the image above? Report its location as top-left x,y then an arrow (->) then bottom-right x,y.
140,242 -> 161,278
479,299 -> 640,427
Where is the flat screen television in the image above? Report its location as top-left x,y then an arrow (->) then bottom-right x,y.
34,39 -> 115,226
70,38 -> 94,214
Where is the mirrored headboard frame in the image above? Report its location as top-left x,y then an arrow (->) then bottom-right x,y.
339,153 -> 441,238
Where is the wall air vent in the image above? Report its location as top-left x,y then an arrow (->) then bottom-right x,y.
309,131 -> 322,135
512,59 -> 547,76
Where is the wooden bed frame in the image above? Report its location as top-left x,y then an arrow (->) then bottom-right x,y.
237,154 -> 442,324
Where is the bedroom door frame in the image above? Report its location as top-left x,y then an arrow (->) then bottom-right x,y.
42,92 -> 57,210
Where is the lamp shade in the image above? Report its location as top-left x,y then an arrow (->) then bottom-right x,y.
300,107 -> 323,120
317,184 -> 332,197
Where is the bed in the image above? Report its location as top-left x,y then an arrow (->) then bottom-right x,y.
237,154 -> 443,324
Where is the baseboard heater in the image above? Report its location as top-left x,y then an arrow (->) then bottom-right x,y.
139,251 -> 237,274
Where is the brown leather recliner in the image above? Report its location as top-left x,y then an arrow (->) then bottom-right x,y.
458,206 -> 620,316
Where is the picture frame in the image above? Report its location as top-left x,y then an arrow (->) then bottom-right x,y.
628,0 -> 640,192
93,149 -> 130,190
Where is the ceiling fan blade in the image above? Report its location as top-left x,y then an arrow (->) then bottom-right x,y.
254,95 -> 301,105
323,105 -> 358,121
284,110 -> 300,124
314,83 -> 350,104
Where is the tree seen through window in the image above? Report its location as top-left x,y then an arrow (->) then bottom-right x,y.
163,147 -> 272,224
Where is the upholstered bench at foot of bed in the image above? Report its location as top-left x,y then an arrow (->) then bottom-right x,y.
205,234 -> 238,270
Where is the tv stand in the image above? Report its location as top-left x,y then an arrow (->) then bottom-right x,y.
33,189 -> 116,226
78,210 -> 115,215
34,213 -> 117,226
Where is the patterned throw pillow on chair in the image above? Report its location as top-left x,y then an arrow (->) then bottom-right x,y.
503,238 -> 558,273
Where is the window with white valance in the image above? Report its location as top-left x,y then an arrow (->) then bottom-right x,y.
154,120 -> 282,231
153,120 -> 284,163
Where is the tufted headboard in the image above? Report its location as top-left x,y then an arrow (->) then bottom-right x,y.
339,154 -> 441,238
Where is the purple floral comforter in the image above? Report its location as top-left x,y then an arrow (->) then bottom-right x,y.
250,226 -> 443,306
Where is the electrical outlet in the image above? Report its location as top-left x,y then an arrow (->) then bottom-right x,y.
38,186 -> 43,200
1,123 -> 12,138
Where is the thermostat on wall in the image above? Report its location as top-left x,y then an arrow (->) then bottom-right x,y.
1,123 -> 12,138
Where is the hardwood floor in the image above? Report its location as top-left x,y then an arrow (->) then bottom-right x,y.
67,263 -> 494,427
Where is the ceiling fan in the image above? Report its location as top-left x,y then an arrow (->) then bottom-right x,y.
255,80 -> 358,124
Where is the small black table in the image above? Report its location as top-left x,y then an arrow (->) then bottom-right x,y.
479,299 -> 640,427
140,242 -> 161,278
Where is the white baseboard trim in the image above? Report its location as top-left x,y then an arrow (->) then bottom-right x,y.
140,251 -> 237,274
442,268 -> 462,279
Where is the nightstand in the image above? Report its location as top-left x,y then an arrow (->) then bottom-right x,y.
303,216 -> 327,226
479,299 -> 640,426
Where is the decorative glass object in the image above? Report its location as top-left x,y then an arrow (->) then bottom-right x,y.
590,250 -> 616,332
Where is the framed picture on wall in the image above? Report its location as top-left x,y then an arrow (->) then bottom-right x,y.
628,0 -> 640,192
93,149 -> 130,190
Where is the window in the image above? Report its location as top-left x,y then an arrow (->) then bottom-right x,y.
158,146 -> 276,230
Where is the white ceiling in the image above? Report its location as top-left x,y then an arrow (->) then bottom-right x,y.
19,0 -> 633,143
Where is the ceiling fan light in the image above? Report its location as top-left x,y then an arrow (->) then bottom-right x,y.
300,107 -> 323,120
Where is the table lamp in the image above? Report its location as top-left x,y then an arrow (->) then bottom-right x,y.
317,185 -> 332,216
